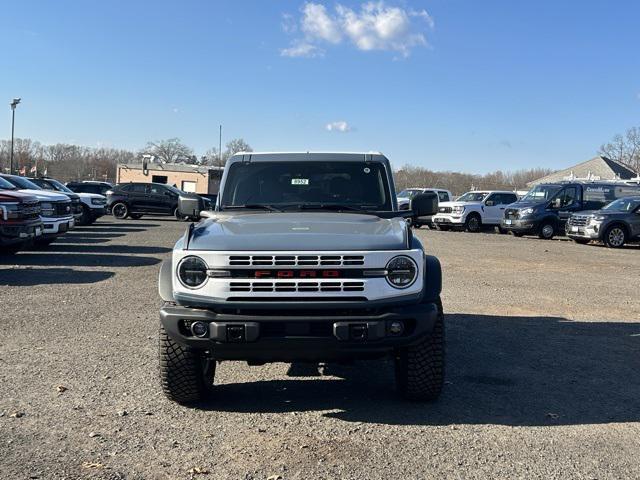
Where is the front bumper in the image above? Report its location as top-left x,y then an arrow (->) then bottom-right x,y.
41,215 -> 75,237
500,218 -> 538,233
566,223 -> 601,240
160,301 -> 439,362
433,214 -> 465,226
0,219 -> 43,246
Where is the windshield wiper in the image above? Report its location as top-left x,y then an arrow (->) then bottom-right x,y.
222,204 -> 283,212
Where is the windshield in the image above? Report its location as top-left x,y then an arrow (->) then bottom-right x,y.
457,192 -> 488,202
602,197 -> 640,212
165,185 -> 184,195
397,189 -> 422,199
220,161 -> 392,211
522,184 -> 562,202
0,176 -> 17,190
31,178 -> 73,193
3,176 -> 42,190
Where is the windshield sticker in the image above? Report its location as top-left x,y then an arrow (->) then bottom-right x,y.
291,178 -> 309,185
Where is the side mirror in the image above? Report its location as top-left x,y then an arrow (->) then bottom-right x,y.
485,200 -> 495,206
410,192 -> 438,217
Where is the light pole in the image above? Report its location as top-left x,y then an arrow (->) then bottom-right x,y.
10,98 -> 21,175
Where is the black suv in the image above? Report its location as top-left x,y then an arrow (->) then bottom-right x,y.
67,181 -> 113,196
567,196 -> 640,247
501,181 -> 640,239
107,182 -> 196,219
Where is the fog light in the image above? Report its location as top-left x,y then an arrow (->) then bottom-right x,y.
389,321 -> 404,336
191,321 -> 208,338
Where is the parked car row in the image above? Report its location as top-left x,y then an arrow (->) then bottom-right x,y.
406,180 -> 640,248
105,182 -> 213,221
0,177 -> 109,254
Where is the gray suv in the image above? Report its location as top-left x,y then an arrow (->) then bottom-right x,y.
567,196 -> 640,247
157,152 -> 445,404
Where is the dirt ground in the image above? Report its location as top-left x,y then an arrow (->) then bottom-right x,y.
1,218 -> 639,479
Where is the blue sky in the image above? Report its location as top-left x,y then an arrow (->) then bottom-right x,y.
1,0 -> 639,173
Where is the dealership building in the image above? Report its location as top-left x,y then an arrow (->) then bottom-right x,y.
116,163 -> 223,194
528,155 -> 638,186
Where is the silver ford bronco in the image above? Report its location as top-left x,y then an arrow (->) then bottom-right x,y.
158,152 -> 444,403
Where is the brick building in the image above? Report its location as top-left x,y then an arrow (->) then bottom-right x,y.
116,163 -> 223,194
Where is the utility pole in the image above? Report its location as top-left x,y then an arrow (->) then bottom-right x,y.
9,98 -> 21,175
218,124 -> 222,168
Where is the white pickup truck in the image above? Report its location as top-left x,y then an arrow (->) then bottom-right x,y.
397,188 -> 453,228
432,190 -> 519,232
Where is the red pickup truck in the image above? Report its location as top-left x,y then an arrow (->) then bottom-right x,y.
0,189 -> 43,254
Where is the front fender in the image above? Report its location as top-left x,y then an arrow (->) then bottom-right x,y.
422,255 -> 442,303
158,259 -> 175,302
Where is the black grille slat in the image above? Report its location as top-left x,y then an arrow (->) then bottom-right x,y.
227,254 -> 365,267
228,281 -> 365,293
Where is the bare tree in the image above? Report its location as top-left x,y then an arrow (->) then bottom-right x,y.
142,138 -> 193,164
599,126 -> 640,173
394,166 -> 554,195
203,138 -> 252,169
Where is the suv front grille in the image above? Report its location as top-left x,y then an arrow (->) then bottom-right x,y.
505,208 -> 519,220
71,198 -> 82,214
568,215 -> 588,227
19,201 -> 41,220
438,206 -> 452,214
229,281 -> 365,293
228,255 -> 365,266
54,201 -> 72,217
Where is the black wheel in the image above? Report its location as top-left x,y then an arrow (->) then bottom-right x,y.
437,224 -> 451,231
603,225 -> 627,248
129,213 -> 143,220
174,208 -> 188,221
396,299 -> 445,401
512,231 -> 524,237
464,214 -> 482,233
497,226 -> 508,234
572,238 -> 590,245
159,326 -> 214,404
413,223 -> 422,229
78,205 -> 92,226
538,221 -> 555,240
112,202 -> 129,219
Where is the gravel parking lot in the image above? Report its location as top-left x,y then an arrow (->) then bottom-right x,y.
1,218 -> 639,480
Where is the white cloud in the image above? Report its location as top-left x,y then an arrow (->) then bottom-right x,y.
301,3 -> 342,43
281,1 -> 433,58
326,121 -> 352,132
281,41 -> 324,58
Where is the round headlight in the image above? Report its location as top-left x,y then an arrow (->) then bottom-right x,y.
177,256 -> 208,289
386,256 -> 418,289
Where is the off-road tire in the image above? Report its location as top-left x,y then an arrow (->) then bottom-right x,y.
464,213 -> 482,233
497,226 -> 508,234
538,221 -> 555,240
437,224 -> 451,231
512,231 -> 524,237
159,326 -> 212,404
603,224 -> 627,248
112,202 -> 128,219
395,300 -> 445,401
